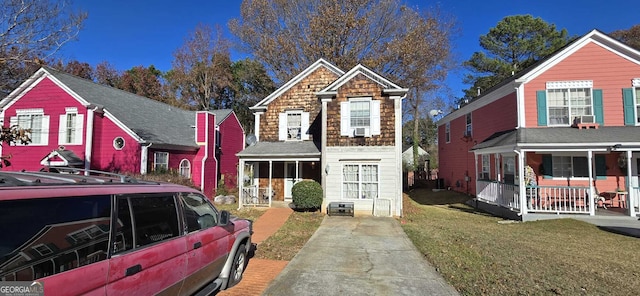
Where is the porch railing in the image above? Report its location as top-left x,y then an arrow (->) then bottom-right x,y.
526,185 -> 590,214
476,180 -> 520,210
633,187 -> 640,213
241,185 -> 272,207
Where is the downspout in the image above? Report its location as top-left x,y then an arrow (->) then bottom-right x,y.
141,143 -> 152,175
514,149 -> 526,216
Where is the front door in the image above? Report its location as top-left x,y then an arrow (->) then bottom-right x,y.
284,162 -> 301,200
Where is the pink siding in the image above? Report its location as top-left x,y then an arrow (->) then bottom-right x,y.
91,115 -> 141,173
217,113 -> 244,188
193,112 -> 217,198
524,42 -> 640,127
439,93 -> 518,194
196,114 -> 206,143
1,78 -> 87,171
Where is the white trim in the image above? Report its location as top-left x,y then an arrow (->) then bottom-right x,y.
318,64 -> 405,94
633,78 -> 640,87
0,69 -> 48,110
252,59 -> 344,109
140,144 -> 151,174
179,158 -> 191,178
15,108 -> 44,115
437,82 -> 516,126
113,137 -> 125,150
85,107 -> 94,173
154,151 -> 169,171
546,80 -> 593,89
102,109 -> 144,143
516,84 -> 526,128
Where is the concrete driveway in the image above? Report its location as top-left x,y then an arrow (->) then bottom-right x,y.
263,216 -> 459,296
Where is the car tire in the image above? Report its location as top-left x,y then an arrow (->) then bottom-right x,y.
228,244 -> 247,288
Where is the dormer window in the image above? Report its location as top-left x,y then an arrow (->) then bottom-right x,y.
279,110 -> 309,141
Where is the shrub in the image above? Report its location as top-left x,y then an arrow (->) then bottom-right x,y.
292,180 -> 323,210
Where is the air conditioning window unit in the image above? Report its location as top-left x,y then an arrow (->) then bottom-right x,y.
579,115 -> 595,124
354,127 -> 368,137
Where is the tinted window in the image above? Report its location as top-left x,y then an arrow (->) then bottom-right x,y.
0,195 -> 111,281
180,193 -> 218,232
113,193 -> 180,254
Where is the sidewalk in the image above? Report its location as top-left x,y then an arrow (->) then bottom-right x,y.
217,206 -> 293,296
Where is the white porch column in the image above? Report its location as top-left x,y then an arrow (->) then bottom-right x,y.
238,159 -> 244,210
84,107 -> 95,175
321,98 -> 330,209
473,152 -> 479,198
517,150 -> 526,216
626,150 -> 635,216
268,160 -> 273,208
587,151 -> 595,216
295,160 -> 299,182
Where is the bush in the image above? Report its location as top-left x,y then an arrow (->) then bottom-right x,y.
292,180 -> 323,210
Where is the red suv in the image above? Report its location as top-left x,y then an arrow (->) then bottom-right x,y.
0,169 -> 252,295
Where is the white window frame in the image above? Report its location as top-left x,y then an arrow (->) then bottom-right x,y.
465,113 -> 472,137
546,81 -> 594,126
342,163 -> 379,200
58,108 -> 83,145
179,159 -> 191,178
12,109 -> 49,145
286,110 -> 303,141
113,137 -> 125,150
340,97 -> 380,137
445,122 -> 450,143
634,87 -> 640,124
154,152 -> 169,172
279,109 -> 309,141
480,155 -> 490,180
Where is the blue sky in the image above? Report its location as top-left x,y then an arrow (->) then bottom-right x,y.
60,0 -> 638,101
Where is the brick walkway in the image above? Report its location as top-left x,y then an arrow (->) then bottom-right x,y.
218,207 -> 293,296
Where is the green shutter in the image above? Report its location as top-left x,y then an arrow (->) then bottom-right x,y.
622,88 -> 635,125
593,89 -> 604,126
536,90 -> 547,126
542,154 -> 552,179
595,155 -> 606,180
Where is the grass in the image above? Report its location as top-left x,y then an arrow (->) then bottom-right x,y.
254,211 -> 325,261
401,188 -> 640,295
215,202 -> 266,222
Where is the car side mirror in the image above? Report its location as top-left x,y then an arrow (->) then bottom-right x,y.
218,210 -> 230,226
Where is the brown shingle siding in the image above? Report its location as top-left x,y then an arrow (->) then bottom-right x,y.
259,67 -> 340,142
326,74 -> 396,147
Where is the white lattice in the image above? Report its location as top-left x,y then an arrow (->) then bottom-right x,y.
546,80 -> 593,89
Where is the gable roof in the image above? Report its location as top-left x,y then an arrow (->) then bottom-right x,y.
317,63 -> 408,96
251,58 -> 344,110
2,67 -> 202,149
439,29 -> 640,125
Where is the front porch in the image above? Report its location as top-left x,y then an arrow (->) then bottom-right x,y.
476,180 -> 640,220
236,141 -> 322,208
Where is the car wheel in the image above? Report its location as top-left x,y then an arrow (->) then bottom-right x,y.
228,244 -> 247,288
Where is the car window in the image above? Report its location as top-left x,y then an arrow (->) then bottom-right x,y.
180,193 -> 218,233
0,195 -> 111,281
113,193 -> 180,254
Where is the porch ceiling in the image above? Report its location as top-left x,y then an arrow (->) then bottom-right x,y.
472,127 -> 640,151
237,141 -> 321,158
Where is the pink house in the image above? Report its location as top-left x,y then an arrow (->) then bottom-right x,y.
0,67 -> 245,197
438,30 -> 640,220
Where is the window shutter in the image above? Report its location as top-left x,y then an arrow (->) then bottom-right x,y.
593,89 -> 604,126
41,115 -> 50,145
301,112 -> 310,140
542,154 -> 552,179
75,114 -> 84,144
622,88 -> 635,125
371,100 -> 381,136
595,154 -> 606,180
58,114 -> 66,145
278,112 -> 286,140
340,102 -> 350,136
536,90 -> 547,126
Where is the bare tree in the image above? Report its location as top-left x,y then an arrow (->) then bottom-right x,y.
0,0 -> 87,94
94,61 -> 121,87
230,0 -> 454,168
167,24 -> 233,111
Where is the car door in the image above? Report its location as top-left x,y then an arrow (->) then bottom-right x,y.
106,193 -> 187,295
179,192 -> 231,295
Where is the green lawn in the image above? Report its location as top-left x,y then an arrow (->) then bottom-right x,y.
402,189 -> 640,295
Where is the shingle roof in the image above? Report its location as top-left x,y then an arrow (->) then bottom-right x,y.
472,127 -> 640,150
42,67 -> 235,149
236,141 -> 321,158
